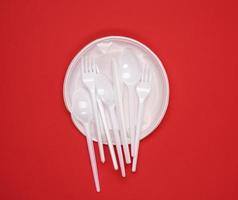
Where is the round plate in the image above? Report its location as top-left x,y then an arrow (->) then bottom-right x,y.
63,36 -> 169,144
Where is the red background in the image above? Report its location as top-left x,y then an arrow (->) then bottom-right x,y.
1,0 -> 238,199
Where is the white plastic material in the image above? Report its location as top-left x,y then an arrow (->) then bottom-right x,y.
132,65 -> 152,172
112,59 -> 131,164
71,88 -> 100,192
80,57 -> 105,163
63,36 -> 169,144
96,72 -> 126,176
97,98 -> 118,170
119,48 -> 141,157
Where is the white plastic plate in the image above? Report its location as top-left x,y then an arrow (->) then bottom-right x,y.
63,36 -> 169,144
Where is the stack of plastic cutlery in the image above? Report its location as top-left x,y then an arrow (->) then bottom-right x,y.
70,51 -> 152,192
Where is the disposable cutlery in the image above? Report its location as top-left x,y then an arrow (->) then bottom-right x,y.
96,98 -> 118,170
63,36 -> 170,192
112,59 -> 131,164
132,64 -> 152,172
95,67 -> 126,177
71,88 -> 100,192
81,57 -> 105,163
119,49 -> 141,156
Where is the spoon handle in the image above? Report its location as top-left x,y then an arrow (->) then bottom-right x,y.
128,85 -> 136,157
85,123 -> 101,192
109,106 -> 126,177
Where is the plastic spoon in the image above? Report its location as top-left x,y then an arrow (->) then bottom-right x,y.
119,48 -> 141,157
71,88 -> 100,192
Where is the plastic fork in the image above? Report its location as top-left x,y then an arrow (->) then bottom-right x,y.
81,57 -> 105,163
132,64 -> 152,172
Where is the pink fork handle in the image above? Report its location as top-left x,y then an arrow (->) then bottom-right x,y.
132,101 -> 144,172
90,89 -> 105,163
85,123 -> 101,192
97,98 -> 118,170
128,85 -> 136,157
109,106 -> 126,177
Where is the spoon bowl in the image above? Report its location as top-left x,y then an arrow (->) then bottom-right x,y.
96,74 -> 114,107
71,88 -> 93,124
119,48 -> 141,85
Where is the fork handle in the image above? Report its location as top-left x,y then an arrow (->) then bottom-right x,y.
132,101 -> 144,172
112,60 -> 131,164
97,98 -> 118,170
84,123 -> 101,192
90,89 -> 105,163
128,85 -> 136,157
109,106 -> 126,177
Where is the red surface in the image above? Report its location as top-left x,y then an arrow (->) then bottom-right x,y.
1,0 -> 238,199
